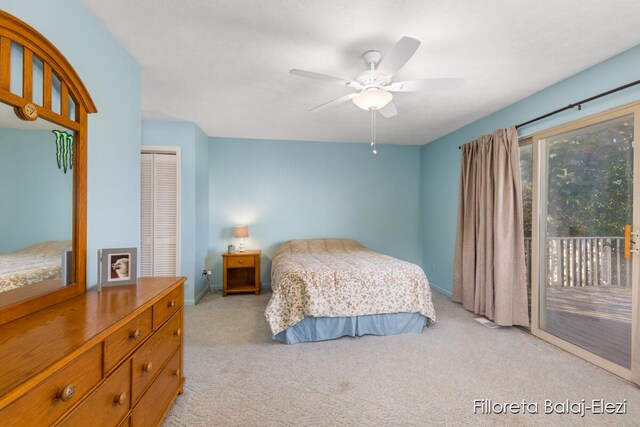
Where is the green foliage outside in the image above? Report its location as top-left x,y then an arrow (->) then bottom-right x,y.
520,115 -> 633,238
520,145 -> 533,237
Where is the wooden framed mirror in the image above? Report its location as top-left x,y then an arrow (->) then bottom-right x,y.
0,11 -> 96,325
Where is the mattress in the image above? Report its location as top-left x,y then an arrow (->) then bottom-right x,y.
265,238 -> 436,341
0,241 -> 70,293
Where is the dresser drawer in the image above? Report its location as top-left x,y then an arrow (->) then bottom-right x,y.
0,345 -> 102,427
57,359 -> 131,427
153,285 -> 182,330
132,309 -> 182,402
104,309 -> 152,373
132,349 -> 181,427
227,255 -> 255,268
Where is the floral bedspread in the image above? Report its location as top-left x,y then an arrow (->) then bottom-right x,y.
265,238 -> 436,335
0,241 -> 70,293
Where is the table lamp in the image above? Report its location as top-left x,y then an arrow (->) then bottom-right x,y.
234,225 -> 249,252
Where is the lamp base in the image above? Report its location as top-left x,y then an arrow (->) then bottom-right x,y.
238,238 -> 245,252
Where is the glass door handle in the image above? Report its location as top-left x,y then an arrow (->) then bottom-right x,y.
624,224 -> 639,259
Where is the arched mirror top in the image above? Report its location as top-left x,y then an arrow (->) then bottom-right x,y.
0,10 -> 97,123
0,10 -> 96,325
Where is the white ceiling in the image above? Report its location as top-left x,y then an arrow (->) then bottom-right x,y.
82,0 -> 640,145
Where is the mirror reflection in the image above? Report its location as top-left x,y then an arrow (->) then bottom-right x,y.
0,102 -> 73,303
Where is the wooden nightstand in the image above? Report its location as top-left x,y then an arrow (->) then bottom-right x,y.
221,250 -> 261,296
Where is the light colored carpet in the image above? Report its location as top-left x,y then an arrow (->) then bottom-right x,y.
163,290 -> 640,426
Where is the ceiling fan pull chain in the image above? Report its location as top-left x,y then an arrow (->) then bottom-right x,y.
370,109 -> 378,155
370,109 -> 374,146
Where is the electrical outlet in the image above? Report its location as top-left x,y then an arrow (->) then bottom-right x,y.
202,269 -> 208,276
206,270 -> 212,276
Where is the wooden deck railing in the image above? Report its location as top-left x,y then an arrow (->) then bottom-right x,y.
524,237 -> 630,289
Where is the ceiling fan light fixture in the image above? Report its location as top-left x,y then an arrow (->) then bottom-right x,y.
352,88 -> 393,111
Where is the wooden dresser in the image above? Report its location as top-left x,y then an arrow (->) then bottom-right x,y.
0,277 -> 186,427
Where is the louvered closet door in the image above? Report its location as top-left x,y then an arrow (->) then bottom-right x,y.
140,153 -> 154,276
140,153 -> 178,277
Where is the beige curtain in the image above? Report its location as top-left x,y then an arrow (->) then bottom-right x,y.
452,126 -> 529,327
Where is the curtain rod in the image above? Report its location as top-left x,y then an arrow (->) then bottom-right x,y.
458,78 -> 640,149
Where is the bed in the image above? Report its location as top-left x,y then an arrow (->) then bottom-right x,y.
0,241 -> 70,293
265,238 -> 436,344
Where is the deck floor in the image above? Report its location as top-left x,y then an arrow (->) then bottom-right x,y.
542,286 -> 632,368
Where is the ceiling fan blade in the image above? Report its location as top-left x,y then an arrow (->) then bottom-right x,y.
378,101 -> 397,118
386,78 -> 464,92
290,69 -> 361,89
309,93 -> 355,112
377,36 -> 420,77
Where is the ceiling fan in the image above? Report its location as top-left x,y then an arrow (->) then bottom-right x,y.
290,36 -> 462,153
291,36 -> 462,116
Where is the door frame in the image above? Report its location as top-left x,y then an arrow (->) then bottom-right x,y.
528,101 -> 640,381
141,145 -> 182,276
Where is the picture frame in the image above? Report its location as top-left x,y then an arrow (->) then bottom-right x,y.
98,247 -> 137,288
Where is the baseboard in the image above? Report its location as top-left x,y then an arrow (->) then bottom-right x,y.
429,282 -> 452,298
184,283 -> 209,306
194,284 -> 209,304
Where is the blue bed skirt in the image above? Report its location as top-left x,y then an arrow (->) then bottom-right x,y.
273,312 -> 428,344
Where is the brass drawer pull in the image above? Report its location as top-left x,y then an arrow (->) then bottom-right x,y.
174,368 -> 181,378
59,384 -> 75,402
174,328 -> 182,338
238,259 -> 244,264
168,299 -> 176,308
130,329 -> 142,340
114,392 -> 127,406
142,362 -> 153,373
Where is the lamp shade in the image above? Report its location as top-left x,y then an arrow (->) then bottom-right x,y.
352,88 -> 393,111
234,225 -> 249,238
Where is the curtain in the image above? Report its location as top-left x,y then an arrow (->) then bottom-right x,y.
452,126 -> 529,327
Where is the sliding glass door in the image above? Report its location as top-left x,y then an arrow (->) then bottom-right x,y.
531,105 -> 639,380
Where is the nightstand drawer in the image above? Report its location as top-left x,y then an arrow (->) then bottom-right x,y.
227,255 -> 255,268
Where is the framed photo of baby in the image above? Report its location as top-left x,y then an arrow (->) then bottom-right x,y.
98,247 -> 137,288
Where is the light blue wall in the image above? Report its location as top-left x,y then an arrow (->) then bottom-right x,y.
209,138 -> 422,288
142,120 -> 209,304
421,44 -> 640,296
4,0 -> 142,287
0,129 -> 72,253
194,126 -> 210,300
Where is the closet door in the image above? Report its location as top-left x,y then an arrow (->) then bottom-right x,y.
140,153 -> 178,277
140,153 -> 154,276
